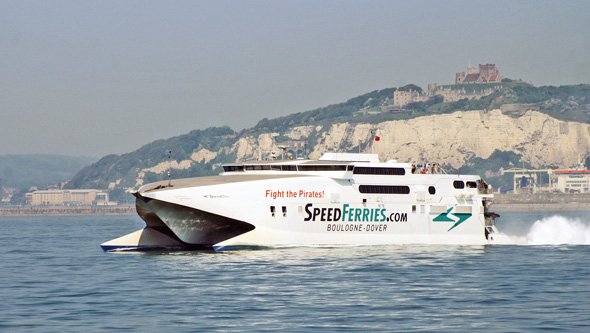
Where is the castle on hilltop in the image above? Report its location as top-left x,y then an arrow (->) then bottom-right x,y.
455,63 -> 503,84
389,62 -> 524,109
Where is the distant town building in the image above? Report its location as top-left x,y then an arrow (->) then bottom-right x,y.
393,89 -> 430,108
503,163 -> 590,194
26,189 -> 115,206
456,63 -> 503,84
553,170 -> 590,193
435,86 -> 498,103
0,178 -> 7,204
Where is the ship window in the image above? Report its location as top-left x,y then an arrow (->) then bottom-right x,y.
358,185 -> 410,194
298,165 -> 347,171
453,180 -> 465,189
245,165 -> 271,171
466,181 -> 477,188
271,165 -> 282,171
223,165 -> 244,172
428,186 -> 436,195
281,165 -> 297,171
347,165 -> 354,171
353,167 -> 405,175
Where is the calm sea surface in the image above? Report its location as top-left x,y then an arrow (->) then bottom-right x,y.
1,211 -> 589,332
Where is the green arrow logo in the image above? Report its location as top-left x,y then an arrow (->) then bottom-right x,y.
433,207 -> 472,232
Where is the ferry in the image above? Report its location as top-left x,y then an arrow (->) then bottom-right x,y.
101,153 -> 500,251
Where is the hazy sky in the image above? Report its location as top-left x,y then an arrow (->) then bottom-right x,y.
2,0 -> 589,158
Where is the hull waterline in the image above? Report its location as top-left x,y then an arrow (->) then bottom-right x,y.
102,153 -> 500,251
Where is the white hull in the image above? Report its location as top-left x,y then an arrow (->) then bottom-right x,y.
102,153 -> 499,251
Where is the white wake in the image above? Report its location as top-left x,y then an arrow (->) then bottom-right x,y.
526,215 -> 590,245
492,215 -> 590,245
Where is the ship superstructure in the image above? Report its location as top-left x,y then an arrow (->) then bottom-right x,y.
101,153 -> 499,251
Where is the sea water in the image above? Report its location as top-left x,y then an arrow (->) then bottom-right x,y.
1,211 -> 589,331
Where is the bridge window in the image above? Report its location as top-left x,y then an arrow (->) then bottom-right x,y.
353,167 -> 405,175
223,165 -> 244,172
358,185 -> 410,194
298,165 -> 347,171
245,165 -> 271,171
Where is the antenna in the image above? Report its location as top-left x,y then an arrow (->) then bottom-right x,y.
369,129 -> 373,154
168,150 -> 172,187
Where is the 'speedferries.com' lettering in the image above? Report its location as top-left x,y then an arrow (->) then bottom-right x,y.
304,203 -> 407,223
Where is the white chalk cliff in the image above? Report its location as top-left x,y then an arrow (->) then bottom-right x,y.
232,109 -> 590,169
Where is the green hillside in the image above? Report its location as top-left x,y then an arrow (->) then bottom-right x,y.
64,83 -> 590,196
253,83 -> 590,131
427,84 -> 590,123
0,154 -> 97,190
64,126 -> 236,190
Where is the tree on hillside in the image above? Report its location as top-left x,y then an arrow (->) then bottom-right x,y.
398,84 -> 423,93
10,188 -> 29,205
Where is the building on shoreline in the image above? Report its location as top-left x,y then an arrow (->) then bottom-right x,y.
503,164 -> 590,194
25,189 -> 115,206
554,170 -> 590,193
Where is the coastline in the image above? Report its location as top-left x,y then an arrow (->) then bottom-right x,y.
0,204 -> 136,217
490,193 -> 590,212
1,193 -> 589,216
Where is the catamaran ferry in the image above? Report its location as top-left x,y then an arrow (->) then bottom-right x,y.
101,153 -> 500,251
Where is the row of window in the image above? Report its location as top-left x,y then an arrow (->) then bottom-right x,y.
353,167 -> 405,175
224,164 -> 406,174
270,205 -> 287,217
566,180 -> 588,184
224,164 -> 350,172
298,165 -> 349,171
358,185 -> 411,194
453,180 -> 478,189
358,185 -> 437,195
224,165 -> 475,194
356,183 -> 474,194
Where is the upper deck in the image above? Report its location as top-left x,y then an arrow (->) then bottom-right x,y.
222,153 -> 411,179
222,153 -> 492,195
139,153 -> 493,197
